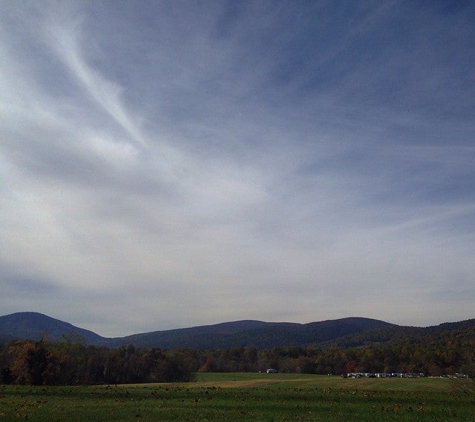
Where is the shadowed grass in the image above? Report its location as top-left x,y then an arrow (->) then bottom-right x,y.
0,374 -> 473,421
193,372 -> 454,391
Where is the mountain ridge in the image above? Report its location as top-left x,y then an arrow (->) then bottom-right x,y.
1,312 -> 474,350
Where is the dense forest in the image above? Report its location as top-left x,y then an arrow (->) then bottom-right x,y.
0,338 -> 194,385
1,325 -> 474,385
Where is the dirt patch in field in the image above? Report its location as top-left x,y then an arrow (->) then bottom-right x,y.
190,377 -> 315,389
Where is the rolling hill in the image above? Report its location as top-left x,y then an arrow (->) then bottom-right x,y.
1,312 -> 474,351
318,318 -> 475,349
0,312 -> 106,345
0,312 -> 392,349
106,317 -> 392,349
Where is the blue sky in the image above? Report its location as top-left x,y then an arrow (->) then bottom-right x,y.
1,0 -> 474,336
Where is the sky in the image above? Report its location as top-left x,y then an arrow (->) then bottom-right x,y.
1,0 -> 474,337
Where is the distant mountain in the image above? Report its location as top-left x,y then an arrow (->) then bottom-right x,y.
318,318 -> 475,348
0,312 -> 106,345
0,312 -> 391,349
1,312 -> 473,351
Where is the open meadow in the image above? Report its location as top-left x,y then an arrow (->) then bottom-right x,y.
1,373 -> 473,421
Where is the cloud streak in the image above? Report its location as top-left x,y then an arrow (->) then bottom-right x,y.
47,20 -> 148,150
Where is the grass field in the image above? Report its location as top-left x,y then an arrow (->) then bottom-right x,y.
0,373 -> 473,421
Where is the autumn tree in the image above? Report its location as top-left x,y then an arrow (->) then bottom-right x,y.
7,340 -> 48,385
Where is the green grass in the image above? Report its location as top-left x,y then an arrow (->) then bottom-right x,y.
0,374 -> 473,421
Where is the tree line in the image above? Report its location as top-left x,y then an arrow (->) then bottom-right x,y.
0,328 -> 473,385
196,342 -> 471,376
0,337 -> 194,385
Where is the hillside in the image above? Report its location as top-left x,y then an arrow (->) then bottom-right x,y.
98,317 -> 393,349
318,318 -> 475,348
0,312 -> 106,345
0,312 -> 391,349
1,312 -> 474,351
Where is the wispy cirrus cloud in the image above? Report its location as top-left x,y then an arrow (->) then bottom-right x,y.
0,1 -> 474,335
